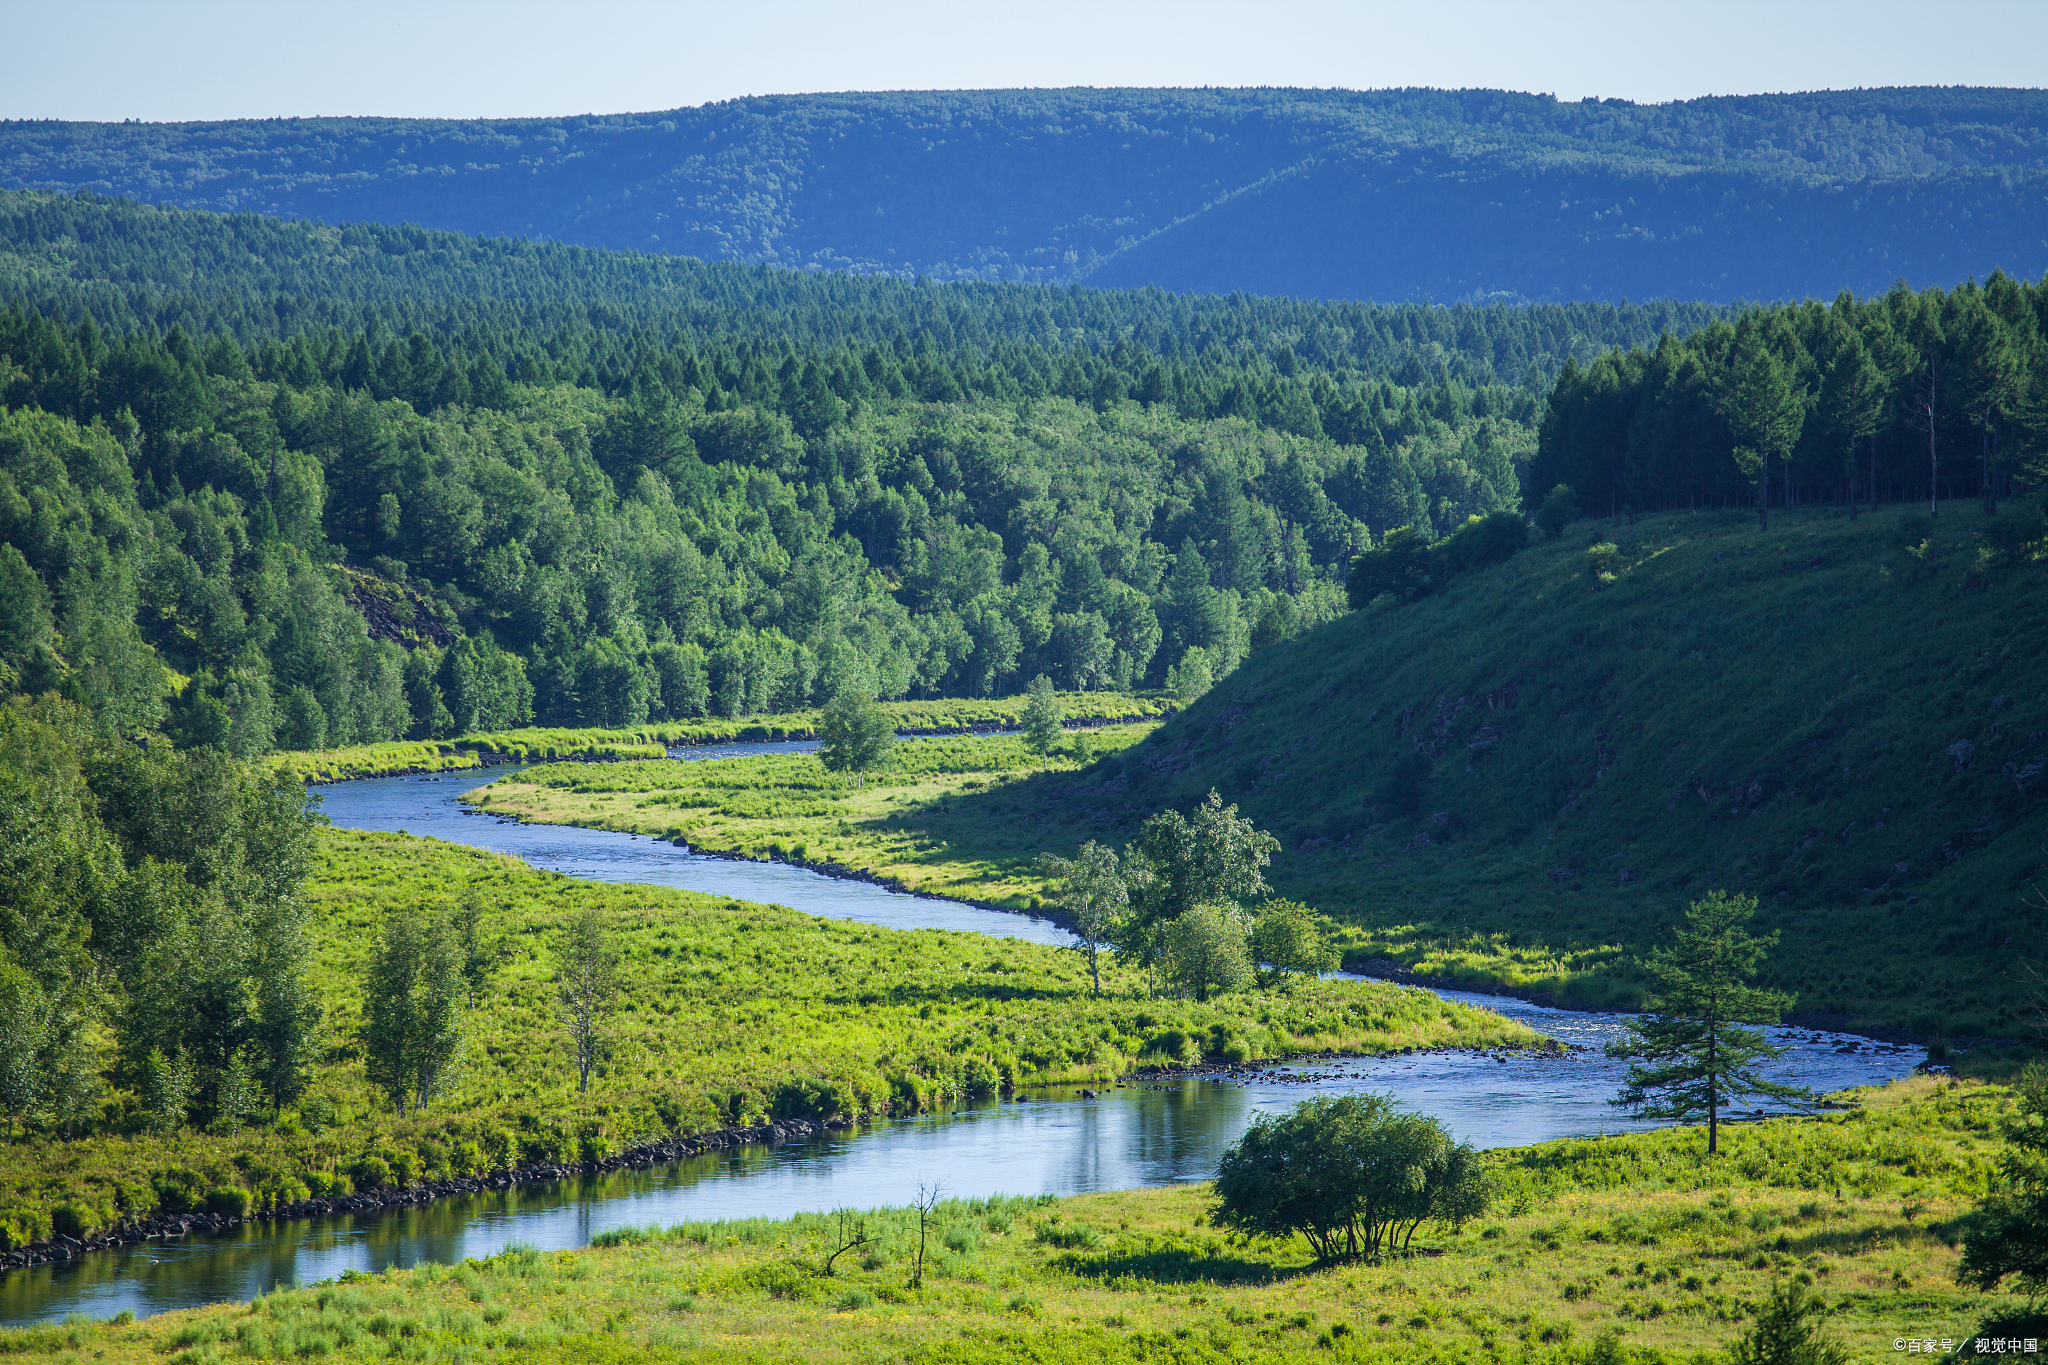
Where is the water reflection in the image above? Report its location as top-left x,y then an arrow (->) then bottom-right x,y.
316,759 -> 1073,946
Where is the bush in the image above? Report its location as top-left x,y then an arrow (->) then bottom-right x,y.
49,1205 -> 87,1238
1728,1280 -> 1847,1365
205,1186 -> 251,1217
771,1077 -> 854,1123
1534,484 -> 1579,540
1347,526 -> 1433,608
350,1155 -> 392,1191
1214,1094 -> 1488,1262
1431,511 -> 1528,582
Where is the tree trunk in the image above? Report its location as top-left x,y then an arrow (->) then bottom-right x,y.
1757,452 -> 1769,532
1706,1022 -> 1719,1155
1928,400 -> 1939,518
1869,433 -> 1879,514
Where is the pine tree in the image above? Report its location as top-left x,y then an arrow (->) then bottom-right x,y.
1607,892 -> 1809,1153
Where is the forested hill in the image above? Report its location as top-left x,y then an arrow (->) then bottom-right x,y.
5,87 -> 2047,304
0,191 -> 1717,387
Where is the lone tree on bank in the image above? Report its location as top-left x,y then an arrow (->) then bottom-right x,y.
1607,891 -> 1810,1153
818,689 -> 894,787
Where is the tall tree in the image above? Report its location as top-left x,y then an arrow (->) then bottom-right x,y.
1122,790 -> 1280,996
1718,320 -> 1806,531
556,903 -> 617,1094
1607,891 -> 1808,1154
362,905 -> 466,1115
1951,296 -> 2024,516
1037,840 -> 1125,996
1815,309 -> 1886,520
817,688 -> 894,788
1019,673 -> 1063,763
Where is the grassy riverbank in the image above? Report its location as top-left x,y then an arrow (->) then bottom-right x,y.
0,827 -> 1535,1252
468,727 -> 1154,907
270,693 -> 1173,783
10,1078 -> 2025,1363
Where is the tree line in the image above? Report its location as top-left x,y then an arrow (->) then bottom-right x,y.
0,188 -> 1725,387
1532,271 -> 2048,522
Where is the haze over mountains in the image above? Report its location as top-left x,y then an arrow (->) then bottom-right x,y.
5,87 -> 2047,305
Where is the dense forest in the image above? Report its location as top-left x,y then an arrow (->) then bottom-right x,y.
0,291 -> 1540,758
0,191 -> 1721,387
1533,270 -> 2048,516
5,87 -> 2045,302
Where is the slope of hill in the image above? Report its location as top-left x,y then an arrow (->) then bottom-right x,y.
1077,502 -> 2048,1038
5,87 -> 2046,303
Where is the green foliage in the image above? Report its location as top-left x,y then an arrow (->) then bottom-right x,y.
1214,1094 -> 1487,1262
816,690 -> 894,785
1249,899 -> 1341,982
1162,905 -> 1254,1002
1958,1066 -> 2048,1295
1607,893 -> 1809,1153
1019,675 -> 1063,759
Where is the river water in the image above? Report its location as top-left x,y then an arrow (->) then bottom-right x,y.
1,748 -> 1922,1325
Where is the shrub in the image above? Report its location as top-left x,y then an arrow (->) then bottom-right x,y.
49,1205 -> 88,1239
1534,484 -> 1579,540
1213,1094 -> 1489,1262
1347,526 -> 1433,607
350,1155 -> 392,1191
205,1186 -> 251,1217
1431,511 -> 1528,583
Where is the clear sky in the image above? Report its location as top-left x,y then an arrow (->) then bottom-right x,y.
4,0 -> 2043,123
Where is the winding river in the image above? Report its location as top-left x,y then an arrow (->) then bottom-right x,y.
1,745 -> 1922,1325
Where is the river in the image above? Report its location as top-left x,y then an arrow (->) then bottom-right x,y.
0,747 -> 1922,1325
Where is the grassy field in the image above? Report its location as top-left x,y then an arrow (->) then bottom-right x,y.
271,693 -> 1173,783
473,504 -> 2048,1040
9,1077 -> 2029,1364
467,727 -> 1155,909
0,827 -> 1536,1252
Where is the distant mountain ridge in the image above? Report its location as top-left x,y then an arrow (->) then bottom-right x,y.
4,86 -> 2046,304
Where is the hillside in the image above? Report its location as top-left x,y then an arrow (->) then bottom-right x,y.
5,88 -> 2047,303
1028,502 -> 2048,1037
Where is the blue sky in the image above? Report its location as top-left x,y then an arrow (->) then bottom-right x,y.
5,0 -> 2044,122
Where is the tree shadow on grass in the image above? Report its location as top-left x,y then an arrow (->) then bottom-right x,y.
1061,1245 -> 1311,1286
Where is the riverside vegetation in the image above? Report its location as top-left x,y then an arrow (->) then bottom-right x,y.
3,1076 -> 2037,1364
0,814 -> 1538,1253
482,502 -> 2048,1040
269,691 -> 1169,783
